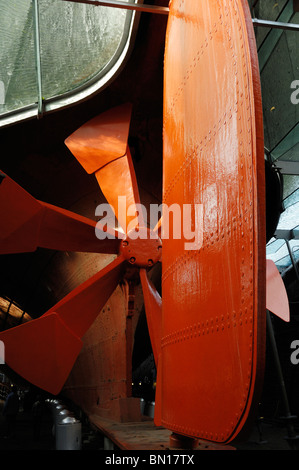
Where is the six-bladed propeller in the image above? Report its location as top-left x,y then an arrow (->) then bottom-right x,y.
0,104 -> 162,396
0,103 -> 290,400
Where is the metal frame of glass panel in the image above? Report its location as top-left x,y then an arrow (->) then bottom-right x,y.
1,0 -> 299,129
0,0 -> 143,127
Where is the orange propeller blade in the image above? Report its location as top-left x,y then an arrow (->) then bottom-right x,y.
95,146 -> 144,233
64,103 -> 132,174
139,268 -> 162,426
47,254 -> 126,338
139,268 -> 162,365
266,259 -> 290,322
0,171 -> 43,254
0,255 -> 125,394
0,172 -> 120,255
153,217 -> 162,238
38,201 -> 121,254
0,313 -> 82,395
64,103 -> 144,233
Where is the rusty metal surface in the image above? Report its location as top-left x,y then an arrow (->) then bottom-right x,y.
160,0 -> 266,443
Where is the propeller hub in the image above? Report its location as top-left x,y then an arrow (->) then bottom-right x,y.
120,227 -> 162,268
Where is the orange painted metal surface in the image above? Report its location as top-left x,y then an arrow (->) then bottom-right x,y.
62,104 -> 165,420
63,281 -> 141,422
65,103 -> 163,381
95,147 -> 143,233
0,313 -> 82,395
0,166 -> 130,394
160,0 -> 266,443
64,103 -> 132,174
0,254 -> 125,394
65,104 -> 144,233
266,259 -> 290,322
0,171 -> 120,255
120,227 -> 162,268
0,104 -> 163,406
0,0 -> 276,442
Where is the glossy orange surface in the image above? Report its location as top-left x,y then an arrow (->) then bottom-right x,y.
0,172 -> 120,255
95,147 -> 143,233
63,104 -> 165,419
160,0 -> 265,443
0,313 -> 82,395
0,105 -> 163,400
0,254 -> 126,394
139,268 -> 162,364
65,103 -> 132,174
48,255 -> 125,338
0,171 -> 43,254
65,103 -> 163,378
0,0 -> 272,440
119,227 -> 162,268
266,259 -> 290,322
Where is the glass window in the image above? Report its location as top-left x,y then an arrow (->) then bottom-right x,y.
0,0 -> 139,125
0,0 -> 37,114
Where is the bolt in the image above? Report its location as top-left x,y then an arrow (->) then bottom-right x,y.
123,240 -> 129,247
129,257 -> 136,264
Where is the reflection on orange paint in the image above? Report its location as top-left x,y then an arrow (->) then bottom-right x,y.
160,0 -> 266,444
0,0 -> 274,446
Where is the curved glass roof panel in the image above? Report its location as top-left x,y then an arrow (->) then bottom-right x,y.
39,0 -> 132,100
0,0 -> 37,114
0,0 -> 139,126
